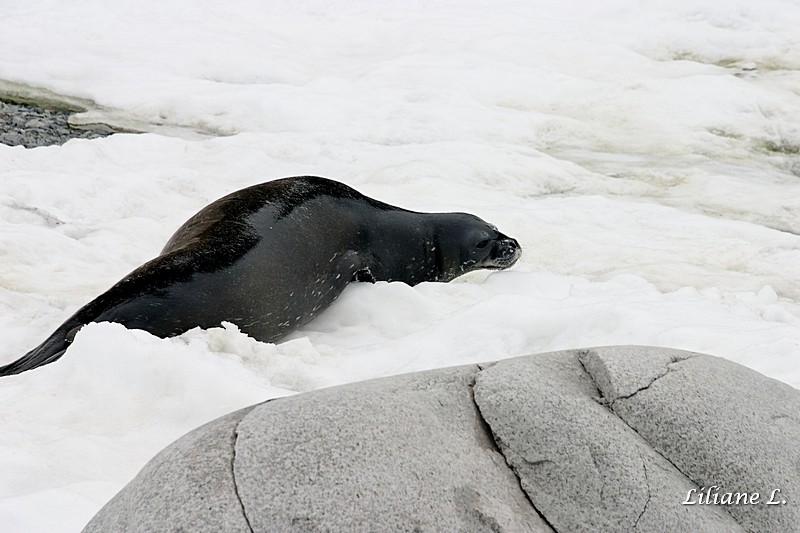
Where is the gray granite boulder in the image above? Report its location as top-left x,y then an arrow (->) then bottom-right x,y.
474,349 -> 742,532
233,365 -> 549,532
580,347 -> 800,532
84,407 -> 255,532
84,346 -> 800,532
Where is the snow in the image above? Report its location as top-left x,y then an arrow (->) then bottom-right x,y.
1,0 -> 800,530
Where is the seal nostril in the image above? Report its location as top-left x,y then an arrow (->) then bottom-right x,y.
503,238 -> 518,251
490,238 -> 520,264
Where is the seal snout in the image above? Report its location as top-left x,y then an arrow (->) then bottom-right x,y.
490,237 -> 521,268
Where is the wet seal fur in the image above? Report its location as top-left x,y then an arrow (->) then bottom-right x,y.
1,176 -> 521,376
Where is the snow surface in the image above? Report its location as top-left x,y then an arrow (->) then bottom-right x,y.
1,0 -> 800,530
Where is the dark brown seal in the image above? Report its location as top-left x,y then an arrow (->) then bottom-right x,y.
1,176 -> 521,376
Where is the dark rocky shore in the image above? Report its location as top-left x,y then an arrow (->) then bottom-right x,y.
0,100 -> 113,148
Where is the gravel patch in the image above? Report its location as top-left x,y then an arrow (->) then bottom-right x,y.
0,100 -> 114,148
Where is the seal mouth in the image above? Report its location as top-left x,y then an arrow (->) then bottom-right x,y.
485,237 -> 521,269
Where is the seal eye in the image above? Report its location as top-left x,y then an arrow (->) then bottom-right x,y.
476,239 -> 490,249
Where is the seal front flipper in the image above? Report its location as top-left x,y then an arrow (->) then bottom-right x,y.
353,267 -> 376,283
338,250 -> 376,284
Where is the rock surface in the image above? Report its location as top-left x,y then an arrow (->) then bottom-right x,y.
0,100 -> 113,148
234,365 -> 550,532
581,347 -> 800,532
83,407 -> 256,533
474,349 -> 743,532
84,346 -> 800,532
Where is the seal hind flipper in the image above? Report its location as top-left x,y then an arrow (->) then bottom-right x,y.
0,247 -> 212,377
0,341 -> 68,377
0,312 -> 89,376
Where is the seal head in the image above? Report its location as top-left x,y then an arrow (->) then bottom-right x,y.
433,213 -> 521,281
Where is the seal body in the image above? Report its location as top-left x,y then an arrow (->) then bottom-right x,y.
1,176 -> 521,376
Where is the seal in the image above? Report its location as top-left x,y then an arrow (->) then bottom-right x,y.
1,176 -> 521,376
